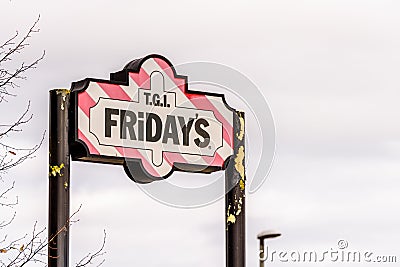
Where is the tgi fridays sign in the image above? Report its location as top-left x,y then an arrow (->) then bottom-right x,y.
70,55 -> 235,183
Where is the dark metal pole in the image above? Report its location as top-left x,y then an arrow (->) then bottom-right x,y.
259,239 -> 265,267
226,111 -> 245,267
48,89 -> 70,267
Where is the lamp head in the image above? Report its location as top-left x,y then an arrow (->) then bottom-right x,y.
257,230 -> 281,241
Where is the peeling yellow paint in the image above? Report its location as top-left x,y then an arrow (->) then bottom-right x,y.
227,214 -> 236,224
236,114 -> 245,140
236,206 -> 242,216
55,89 -> 70,95
235,146 -> 245,179
239,179 -> 245,190
55,89 -> 69,110
49,163 -> 65,177
64,181 -> 68,188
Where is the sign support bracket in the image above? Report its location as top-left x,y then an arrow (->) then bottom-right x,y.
48,89 -> 71,267
225,111 -> 246,267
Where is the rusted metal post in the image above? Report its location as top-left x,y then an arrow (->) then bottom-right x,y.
48,89 -> 70,267
225,111 -> 245,267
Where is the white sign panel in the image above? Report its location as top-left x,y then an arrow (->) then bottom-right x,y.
70,55 -> 234,182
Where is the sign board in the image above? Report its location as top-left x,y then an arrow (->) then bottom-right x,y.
70,54 -> 235,183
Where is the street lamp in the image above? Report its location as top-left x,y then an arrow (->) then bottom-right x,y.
257,230 -> 281,267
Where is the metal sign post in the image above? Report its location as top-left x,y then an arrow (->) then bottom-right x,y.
226,111 -> 245,267
48,89 -> 71,267
47,55 -> 246,267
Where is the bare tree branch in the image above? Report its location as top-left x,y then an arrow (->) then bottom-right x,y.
0,15 -> 46,176
0,182 -> 18,207
0,212 -> 16,230
75,230 -> 107,267
0,15 -> 44,102
0,206 -> 106,267
0,101 -> 33,138
0,15 -> 106,267
0,131 -> 45,175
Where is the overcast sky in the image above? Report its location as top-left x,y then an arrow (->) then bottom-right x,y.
2,0 -> 400,266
